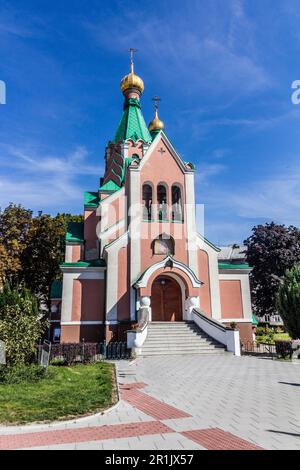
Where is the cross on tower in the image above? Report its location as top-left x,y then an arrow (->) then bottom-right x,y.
152,95 -> 161,111
158,147 -> 166,156
129,48 -> 138,72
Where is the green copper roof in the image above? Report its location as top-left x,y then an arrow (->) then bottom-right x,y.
252,314 -> 259,326
66,222 -> 84,243
50,280 -> 62,299
113,98 -> 152,143
60,259 -> 106,268
218,263 -> 250,270
84,191 -> 99,207
99,180 -> 121,192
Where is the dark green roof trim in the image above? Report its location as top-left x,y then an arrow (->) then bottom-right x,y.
84,191 -> 99,208
113,98 -> 152,143
66,222 -> 84,243
60,259 -> 106,268
218,263 -> 250,270
99,180 -> 121,192
50,280 -> 62,299
197,233 -> 221,252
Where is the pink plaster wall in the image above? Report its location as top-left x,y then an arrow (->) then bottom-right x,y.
102,192 -> 125,230
72,245 -> 82,262
84,210 -> 99,251
198,250 -> 212,316
219,280 -> 243,319
139,139 -> 188,272
117,247 -> 130,320
61,325 -> 104,343
71,279 -> 104,321
127,140 -> 144,159
71,279 -> 82,321
81,280 -> 104,321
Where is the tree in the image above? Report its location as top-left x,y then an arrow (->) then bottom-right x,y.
0,204 -> 32,288
0,284 -> 47,365
0,204 -> 83,306
21,213 -> 83,305
244,222 -> 300,316
276,264 -> 300,339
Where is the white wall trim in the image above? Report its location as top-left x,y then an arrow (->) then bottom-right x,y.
61,321 -> 103,325
60,269 -> 105,279
184,173 -> 198,277
135,256 -> 202,289
197,237 -> 222,321
65,245 -> 72,263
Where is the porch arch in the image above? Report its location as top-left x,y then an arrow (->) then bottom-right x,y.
135,256 -> 203,298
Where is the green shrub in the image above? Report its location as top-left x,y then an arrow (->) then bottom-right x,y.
276,264 -> 300,339
274,340 -> 293,359
0,364 -> 48,384
0,284 -> 47,365
256,326 -> 274,337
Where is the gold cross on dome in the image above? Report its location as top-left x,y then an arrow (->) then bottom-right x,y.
129,48 -> 138,72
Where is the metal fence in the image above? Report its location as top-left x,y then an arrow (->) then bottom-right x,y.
36,341 -> 131,365
242,341 -> 276,357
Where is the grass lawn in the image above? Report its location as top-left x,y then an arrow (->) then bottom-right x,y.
0,362 -> 116,424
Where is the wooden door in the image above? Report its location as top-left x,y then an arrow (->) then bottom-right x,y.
151,276 -> 182,321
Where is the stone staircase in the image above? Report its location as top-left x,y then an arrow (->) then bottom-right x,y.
141,321 -> 227,356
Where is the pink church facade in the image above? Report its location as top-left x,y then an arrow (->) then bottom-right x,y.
50,59 -> 253,348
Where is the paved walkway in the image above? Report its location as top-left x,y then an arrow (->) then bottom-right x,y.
0,355 -> 300,449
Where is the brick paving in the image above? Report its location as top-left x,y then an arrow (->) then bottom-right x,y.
120,386 -> 191,420
182,428 -> 263,450
0,421 -> 173,450
0,355 -> 299,449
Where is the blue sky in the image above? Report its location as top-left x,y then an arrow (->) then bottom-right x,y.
1,0 -> 300,245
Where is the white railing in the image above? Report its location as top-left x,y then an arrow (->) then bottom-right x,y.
192,308 -> 241,356
127,307 -> 149,355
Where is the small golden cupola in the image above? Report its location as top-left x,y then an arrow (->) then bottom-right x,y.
120,48 -> 144,95
148,96 -> 164,132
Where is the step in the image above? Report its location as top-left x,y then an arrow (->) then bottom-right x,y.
144,338 -> 219,345
142,344 -> 225,351
141,350 -> 226,356
140,321 -> 226,356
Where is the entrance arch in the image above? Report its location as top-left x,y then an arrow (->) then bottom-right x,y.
151,275 -> 183,321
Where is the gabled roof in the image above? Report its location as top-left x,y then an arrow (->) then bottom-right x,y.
113,98 -> 152,143
50,280 -> 62,299
66,222 -> 84,243
84,191 -> 99,208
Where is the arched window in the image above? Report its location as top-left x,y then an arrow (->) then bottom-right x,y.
152,234 -> 174,255
142,184 -> 152,221
157,184 -> 168,221
172,185 -> 183,222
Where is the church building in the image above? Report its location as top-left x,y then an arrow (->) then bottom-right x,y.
50,54 -> 253,352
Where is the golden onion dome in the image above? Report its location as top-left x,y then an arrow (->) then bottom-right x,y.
148,109 -> 164,132
120,64 -> 144,94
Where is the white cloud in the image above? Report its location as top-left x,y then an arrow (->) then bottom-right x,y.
0,144 -> 102,212
195,163 -> 227,184
204,160 -> 300,227
83,0 -> 270,96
